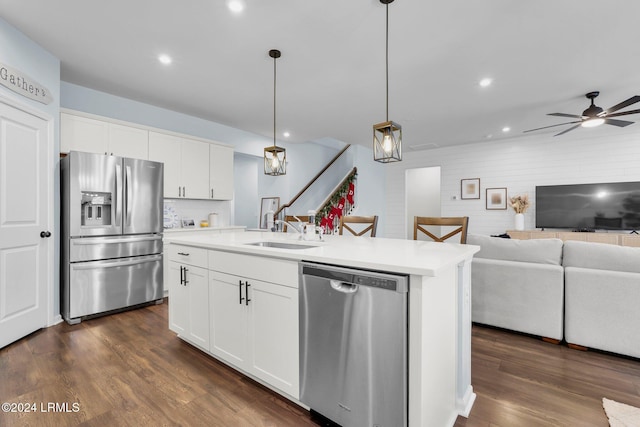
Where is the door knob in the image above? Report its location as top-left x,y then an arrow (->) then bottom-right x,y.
40,231 -> 51,238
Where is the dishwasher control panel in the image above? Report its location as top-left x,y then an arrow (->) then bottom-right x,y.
353,275 -> 398,291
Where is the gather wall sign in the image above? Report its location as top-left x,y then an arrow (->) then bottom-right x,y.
0,61 -> 53,104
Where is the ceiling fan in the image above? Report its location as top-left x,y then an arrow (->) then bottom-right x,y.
524,91 -> 640,136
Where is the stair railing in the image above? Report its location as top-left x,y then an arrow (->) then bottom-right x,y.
274,144 -> 351,219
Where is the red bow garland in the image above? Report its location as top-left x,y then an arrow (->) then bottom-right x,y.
318,174 -> 357,233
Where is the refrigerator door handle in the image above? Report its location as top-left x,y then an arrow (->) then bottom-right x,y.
115,162 -> 122,227
125,165 -> 133,226
71,235 -> 163,245
71,254 -> 163,270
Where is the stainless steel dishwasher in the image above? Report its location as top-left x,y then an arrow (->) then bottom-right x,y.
299,262 -> 409,427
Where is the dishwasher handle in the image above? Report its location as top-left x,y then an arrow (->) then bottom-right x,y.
330,280 -> 358,294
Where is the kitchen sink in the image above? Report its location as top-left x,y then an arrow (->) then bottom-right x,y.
245,241 -> 318,250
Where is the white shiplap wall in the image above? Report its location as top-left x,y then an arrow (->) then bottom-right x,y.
385,127 -> 640,238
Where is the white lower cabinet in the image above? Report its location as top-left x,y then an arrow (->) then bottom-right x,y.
208,252 -> 299,399
168,245 -> 210,350
168,246 -> 299,399
209,271 -> 248,366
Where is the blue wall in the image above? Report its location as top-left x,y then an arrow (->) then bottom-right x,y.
0,17 -> 61,323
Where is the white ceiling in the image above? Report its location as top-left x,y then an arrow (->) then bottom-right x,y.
2,0 -> 640,151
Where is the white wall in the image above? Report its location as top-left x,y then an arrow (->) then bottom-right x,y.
0,17 -> 61,323
385,127 -> 640,238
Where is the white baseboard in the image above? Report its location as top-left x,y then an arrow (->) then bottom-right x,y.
457,386 -> 476,418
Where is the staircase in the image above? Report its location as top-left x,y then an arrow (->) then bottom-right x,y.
274,145 -> 357,234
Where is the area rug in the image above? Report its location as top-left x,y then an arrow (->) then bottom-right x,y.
603,398 -> 640,426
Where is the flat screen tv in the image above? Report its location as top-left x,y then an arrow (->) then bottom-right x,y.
535,181 -> 640,231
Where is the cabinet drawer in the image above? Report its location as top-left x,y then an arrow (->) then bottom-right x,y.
169,244 -> 208,268
208,250 -> 298,288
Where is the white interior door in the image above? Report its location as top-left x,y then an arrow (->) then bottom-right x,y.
0,99 -> 51,349
406,167 -> 441,239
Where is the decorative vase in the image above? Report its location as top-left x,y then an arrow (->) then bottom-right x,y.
514,213 -> 525,231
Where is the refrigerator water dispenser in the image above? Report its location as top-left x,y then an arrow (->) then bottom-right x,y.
81,191 -> 112,227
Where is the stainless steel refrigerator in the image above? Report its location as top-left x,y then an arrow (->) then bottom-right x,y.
61,151 -> 164,324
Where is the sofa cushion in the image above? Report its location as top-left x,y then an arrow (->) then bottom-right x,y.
564,267 -> 640,358
471,258 -> 564,340
467,234 -> 563,265
562,240 -> 640,274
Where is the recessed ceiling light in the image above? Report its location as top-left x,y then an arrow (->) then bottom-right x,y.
283,131 -> 290,138
479,78 -> 493,88
158,54 -> 172,65
226,0 -> 245,13
502,127 -> 510,133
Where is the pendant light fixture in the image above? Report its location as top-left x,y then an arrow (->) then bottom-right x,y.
373,0 -> 402,163
264,49 -> 286,175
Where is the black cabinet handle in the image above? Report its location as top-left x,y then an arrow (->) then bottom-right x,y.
177,252 -> 190,256
245,282 -> 251,306
239,280 -> 245,304
183,267 -> 188,285
180,266 -> 184,285
40,231 -> 51,238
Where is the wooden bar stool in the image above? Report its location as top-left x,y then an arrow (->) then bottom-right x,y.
339,215 -> 379,237
413,216 -> 469,243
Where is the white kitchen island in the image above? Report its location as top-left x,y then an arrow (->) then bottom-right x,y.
165,231 -> 479,427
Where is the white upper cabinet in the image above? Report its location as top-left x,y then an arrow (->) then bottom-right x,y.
148,132 -> 210,199
181,138 -> 210,200
61,113 -> 109,154
60,113 -> 148,159
62,111 -> 235,201
209,144 -> 234,200
148,132 -> 182,198
107,123 -> 149,159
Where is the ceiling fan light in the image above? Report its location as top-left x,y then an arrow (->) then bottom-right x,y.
582,117 -> 605,128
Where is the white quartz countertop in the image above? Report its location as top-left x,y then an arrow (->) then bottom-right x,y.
164,226 -> 246,233
165,231 -> 479,277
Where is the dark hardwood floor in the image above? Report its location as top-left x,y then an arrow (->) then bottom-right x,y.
1,300 -> 639,426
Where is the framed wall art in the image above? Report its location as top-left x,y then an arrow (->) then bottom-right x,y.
259,197 -> 280,229
486,187 -> 507,210
461,178 -> 480,200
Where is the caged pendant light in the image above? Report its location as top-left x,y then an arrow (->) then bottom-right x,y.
373,0 -> 402,163
264,49 -> 286,175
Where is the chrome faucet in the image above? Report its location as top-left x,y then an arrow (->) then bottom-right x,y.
274,216 -> 304,234
273,217 -> 324,241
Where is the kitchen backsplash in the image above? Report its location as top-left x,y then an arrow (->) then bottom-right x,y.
163,199 -> 231,229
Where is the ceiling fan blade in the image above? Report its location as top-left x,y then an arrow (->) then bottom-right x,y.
606,109 -> 640,118
554,124 -> 581,136
604,118 -> 634,127
605,96 -> 640,114
548,112 -> 582,118
523,120 -> 581,133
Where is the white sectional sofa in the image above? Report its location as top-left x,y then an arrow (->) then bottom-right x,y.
563,240 -> 640,359
468,234 -> 640,359
467,234 -> 565,341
